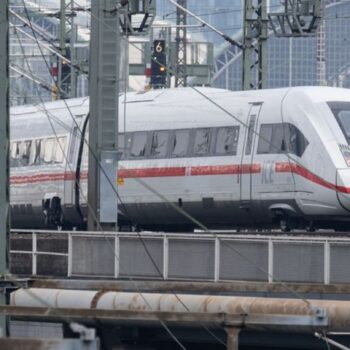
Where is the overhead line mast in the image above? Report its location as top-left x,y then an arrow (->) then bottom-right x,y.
242,0 -> 268,90
88,0 -> 155,231
0,0 -> 9,337
175,0 -> 187,87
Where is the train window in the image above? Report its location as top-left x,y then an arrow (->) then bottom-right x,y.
338,111 -> 350,139
245,115 -> 257,155
10,142 -> 20,167
118,134 -> 125,159
81,132 -> 89,166
271,124 -> 286,153
285,124 -> 309,157
52,137 -> 67,163
31,137 -> 67,165
257,125 -> 273,154
33,139 -> 42,165
130,132 -> 148,158
68,127 -> 78,163
257,123 -> 308,157
328,102 -> 350,144
20,141 -> 31,166
11,144 -> 18,167
194,128 -> 211,156
43,138 -> 55,163
171,130 -> 190,157
258,124 -> 285,154
215,126 -> 240,155
151,131 -> 169,158
11,141 -> 32,167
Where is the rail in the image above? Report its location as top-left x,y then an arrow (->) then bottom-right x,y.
9,229 -> 350,284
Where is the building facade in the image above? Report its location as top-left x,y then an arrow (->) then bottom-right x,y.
212,0 -> 350,90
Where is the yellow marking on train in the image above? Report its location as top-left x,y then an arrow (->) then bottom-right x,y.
117,177 -> 124,185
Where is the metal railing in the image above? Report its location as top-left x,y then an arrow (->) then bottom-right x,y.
9,229 -> 350,284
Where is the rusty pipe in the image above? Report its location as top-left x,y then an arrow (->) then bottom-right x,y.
10,288 -> 350,331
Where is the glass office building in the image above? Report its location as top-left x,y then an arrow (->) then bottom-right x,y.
9,0 -> 350,106
212,0 -> 350,90
157,0 -> 243,51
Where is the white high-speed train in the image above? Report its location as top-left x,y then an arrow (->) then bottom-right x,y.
10,86 -> 350,231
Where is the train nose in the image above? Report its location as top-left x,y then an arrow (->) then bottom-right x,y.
336,169 -> 350,210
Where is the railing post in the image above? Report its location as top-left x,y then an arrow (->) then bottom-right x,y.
324,240 -> 330,285
114,234 -> 120,279
268,238 -> 274,283
163,236 -> 169,280
32,232 -> 37,276
67,232 -> 72,277
214,237 -> 220,282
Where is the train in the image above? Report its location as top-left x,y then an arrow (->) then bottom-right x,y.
10,86 -> 350,231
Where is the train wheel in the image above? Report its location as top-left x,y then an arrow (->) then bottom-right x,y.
280,218 -> 291,232
305,221 -> 316,232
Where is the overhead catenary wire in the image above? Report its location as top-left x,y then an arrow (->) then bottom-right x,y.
70,0 -> 342,303
167,0 -> 243,49
14,1 -> 197,348
10,2 -> 230,348
19,0 -> 324,311
12,13 -> 188,349
56,0 -> 320,311
9,0 -> 343,343
13,0 -> 336,312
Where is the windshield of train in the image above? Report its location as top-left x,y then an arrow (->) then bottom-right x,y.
328,102 -> 350,144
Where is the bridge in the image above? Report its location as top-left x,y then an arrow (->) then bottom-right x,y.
10,229 -> 350,285
8,229 -> 350,349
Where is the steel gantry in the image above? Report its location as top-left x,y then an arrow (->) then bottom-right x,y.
175,0 -> 187,87
213,0 -> 326,90
242,0 -> 269,90
57,0 -> 80,99
268,0 -> 324,37
0,0 -> 9,337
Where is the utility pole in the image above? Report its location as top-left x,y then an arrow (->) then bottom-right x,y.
70,0 -> 77,98
175,0 -> 187,87
58,0 -> 66,98
241,0 -> 325,90
57,0 -> 79,98
166,27 -> 172,88
242,0 -> 268,90
88,0 -> 122,231
0,0 -> 9,337
316,18 -> 326,86
88,0 -> 155,231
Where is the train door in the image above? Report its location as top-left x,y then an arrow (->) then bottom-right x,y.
240,103 -> 262,208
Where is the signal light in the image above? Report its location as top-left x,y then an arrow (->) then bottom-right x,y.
150,40 -> 166,88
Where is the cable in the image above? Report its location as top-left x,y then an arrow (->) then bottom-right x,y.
71,0 -> 333,305
10,0 -> 348,344
13,4 -> 188,348
74,0 -> 317,323
324,330 -> 332,350
15,2 -> 225,347
20,0 -> 327,312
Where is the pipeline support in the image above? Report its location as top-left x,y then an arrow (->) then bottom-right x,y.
225,327 -> 241,350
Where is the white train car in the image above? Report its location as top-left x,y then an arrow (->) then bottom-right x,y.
9,86 -> 350,231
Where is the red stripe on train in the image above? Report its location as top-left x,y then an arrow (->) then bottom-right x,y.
10,164 -> 262,184
10,171 -> 76,184
119,167 -> 186,178
190,165 -> 240,176
12,163 -> 350,195
275,162 -> 350,194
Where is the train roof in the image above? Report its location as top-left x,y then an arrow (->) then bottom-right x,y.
10,86 -> 350,136
11,86 -> 350,116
